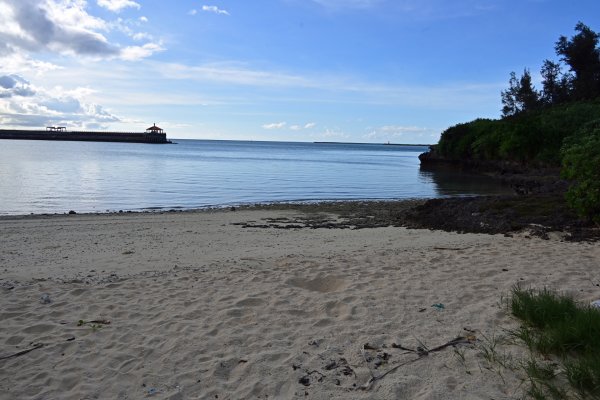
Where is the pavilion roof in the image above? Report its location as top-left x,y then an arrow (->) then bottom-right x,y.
146,123 -> 162,131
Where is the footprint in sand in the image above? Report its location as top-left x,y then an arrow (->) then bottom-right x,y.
286,275 -> 346,293
234,297 -> 265,307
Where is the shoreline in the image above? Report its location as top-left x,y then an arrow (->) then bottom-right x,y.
1,206 -> 599,398
2,194 -> 597,241
0,199 -> 424,219
0,198 -> 427,220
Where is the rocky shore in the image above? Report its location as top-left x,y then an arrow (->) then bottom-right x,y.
413,146 -> 598,241
227,146 -> 597,241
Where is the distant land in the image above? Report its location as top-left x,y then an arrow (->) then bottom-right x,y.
314,141 -> 431,146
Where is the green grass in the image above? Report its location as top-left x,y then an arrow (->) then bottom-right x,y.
510,287 -> 600,398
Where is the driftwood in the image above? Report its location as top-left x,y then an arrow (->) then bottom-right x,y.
0,343 -> 44,361
359,335 -> 476,390
359,354 -> 423,390
0,335 -> 80,362
77,319 -> 111,326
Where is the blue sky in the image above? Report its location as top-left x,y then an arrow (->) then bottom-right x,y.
0,1 -> 599,143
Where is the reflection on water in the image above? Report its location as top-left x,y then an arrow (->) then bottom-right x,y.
419,164 -> 514,197
0,139 -> 513,215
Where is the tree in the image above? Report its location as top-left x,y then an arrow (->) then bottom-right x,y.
501,69 -> 540,117
517,69 -> 540,111
501,72 -> 520,116
540,59 -> 571,105
555,22 -> 600,100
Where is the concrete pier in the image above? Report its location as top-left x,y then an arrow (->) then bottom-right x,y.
0,129 -> 171,144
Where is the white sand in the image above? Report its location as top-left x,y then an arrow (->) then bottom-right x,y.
0,209 -> 598,399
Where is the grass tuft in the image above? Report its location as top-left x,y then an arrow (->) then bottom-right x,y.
510,286 -> 600,398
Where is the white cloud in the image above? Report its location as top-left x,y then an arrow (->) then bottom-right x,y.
132,32 -> 151,41
290,122 -> 316,130
0,0 -> 116,56
0,52 -> 62,75
0,0 -> 162,62
97,0 -> 140,13
121,42 -> 165,61
139,16 -> 148,22
0,73 -> 121,129
364,125 -> 437,143
0,74 -> 36,98
262,122 -> 286,129
188,9 -> 198,16
201,5 -> 230,15
109,17 -> 154,43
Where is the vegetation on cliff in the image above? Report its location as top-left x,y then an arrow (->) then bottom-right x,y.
436,101 -> 600,165
561,121 -> 600,224
430,23 -> 600,222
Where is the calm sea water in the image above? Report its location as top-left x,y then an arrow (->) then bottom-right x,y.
0,139 -> 511,215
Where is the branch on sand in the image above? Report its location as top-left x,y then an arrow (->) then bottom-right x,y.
0,343 -> 44,361
359,335 -> 476,390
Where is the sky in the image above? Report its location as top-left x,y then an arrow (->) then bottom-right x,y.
0,1 -> 599,144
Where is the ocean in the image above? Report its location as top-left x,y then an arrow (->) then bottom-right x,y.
0,139 -> 511,215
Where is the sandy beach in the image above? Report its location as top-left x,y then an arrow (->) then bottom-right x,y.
1,208 -> 599,399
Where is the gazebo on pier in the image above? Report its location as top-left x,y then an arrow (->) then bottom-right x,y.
46,126 -> 67,132
145,123 -> 164,134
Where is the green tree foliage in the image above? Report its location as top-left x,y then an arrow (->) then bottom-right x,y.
540,60 -> 571,105
437,101 -> 600,164
501,22 -> 600,116
561,121 -> 600,223
501,69 -> 541,117
501,72 -> 520,116
555,22 -> 600,100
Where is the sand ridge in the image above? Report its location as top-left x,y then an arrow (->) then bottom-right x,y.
0,209 -> 599,399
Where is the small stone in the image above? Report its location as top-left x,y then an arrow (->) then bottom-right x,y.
299,376 -> 311,386
40,293 -> 52,304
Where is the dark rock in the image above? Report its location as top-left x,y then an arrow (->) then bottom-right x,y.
299,376 -> 310,386
40,293 -> 52,304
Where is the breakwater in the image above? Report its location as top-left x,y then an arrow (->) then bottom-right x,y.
0,129 -> 171,144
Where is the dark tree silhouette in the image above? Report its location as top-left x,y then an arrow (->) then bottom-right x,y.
540,59 -> 571,105
501,69 -> 540,116
555,22 -> 600,100
501,72 -> 520,116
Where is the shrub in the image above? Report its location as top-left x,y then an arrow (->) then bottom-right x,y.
435,101 -> 600,166
561,120 -> 600,224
